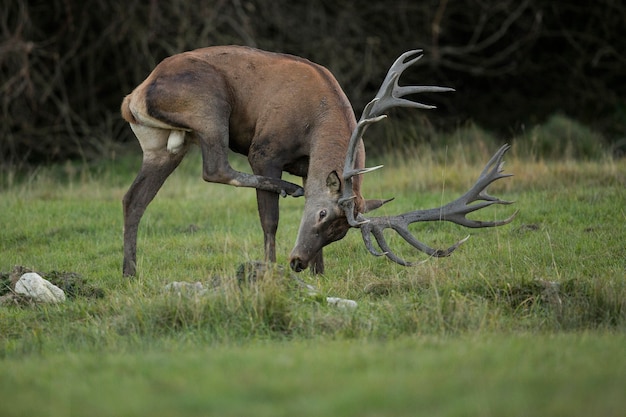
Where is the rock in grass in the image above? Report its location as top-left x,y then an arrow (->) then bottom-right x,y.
326,297 -> 358,310
163,281 -> 207,297
2,266 -> 104,301
15,272 -> 66,303
162,262 -> 359,309
237,261 -> 358,309
43,270 -> 105,299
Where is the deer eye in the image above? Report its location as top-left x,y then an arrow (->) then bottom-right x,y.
318,209 -> 328,221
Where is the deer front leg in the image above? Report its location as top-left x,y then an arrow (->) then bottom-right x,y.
255,189 -> 279,263
255,178 -> 323,273
250,159 -> 288,264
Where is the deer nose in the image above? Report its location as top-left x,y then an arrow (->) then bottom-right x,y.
289,257 -> 307,273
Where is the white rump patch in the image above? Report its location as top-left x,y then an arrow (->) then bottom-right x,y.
167,130 -> 185,154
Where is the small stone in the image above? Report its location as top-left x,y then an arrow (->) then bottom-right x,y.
15,272 -> 66,303
326,297 -> 358,309
163,281 -> 207,296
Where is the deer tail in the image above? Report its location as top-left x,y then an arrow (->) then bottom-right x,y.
120,94 -> 138,124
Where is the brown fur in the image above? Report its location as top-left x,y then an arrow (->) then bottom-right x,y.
121,46 -> 370,277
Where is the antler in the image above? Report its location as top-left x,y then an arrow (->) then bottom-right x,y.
340,50 -> 516,266
359,144 -> 517,265
339,49 -> 454,226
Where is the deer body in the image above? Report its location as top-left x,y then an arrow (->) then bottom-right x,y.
122,46 -> 514,277
121,45 -> 367,276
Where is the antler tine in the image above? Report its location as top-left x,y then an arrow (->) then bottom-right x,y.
360,216 -> 471,266
374,49 -> 427,101
437,144 -> 516,228
369,50 -> 456,116
358,144 -> 516,266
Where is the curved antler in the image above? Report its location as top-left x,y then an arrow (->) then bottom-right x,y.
359,144 -> 517,265
339,50 -> 454,226
340,50 -> 516,266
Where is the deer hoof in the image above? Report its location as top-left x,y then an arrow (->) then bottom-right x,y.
292,187 -> 304,197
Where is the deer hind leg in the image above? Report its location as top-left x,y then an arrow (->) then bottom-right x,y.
195,126 -> 303,197
122,124 -> 188,277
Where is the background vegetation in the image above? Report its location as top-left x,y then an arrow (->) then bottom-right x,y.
1,0 -> 625,165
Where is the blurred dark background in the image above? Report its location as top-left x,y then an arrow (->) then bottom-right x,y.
1,0 -> 624,164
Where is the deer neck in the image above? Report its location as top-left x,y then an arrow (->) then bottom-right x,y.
307,114 -> 366,212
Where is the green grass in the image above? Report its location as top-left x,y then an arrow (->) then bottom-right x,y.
1,143 -> 625,416
2,334 -> 625,417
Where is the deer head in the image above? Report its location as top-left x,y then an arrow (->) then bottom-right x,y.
289,50 -> 516,272
289,167 -> 389,273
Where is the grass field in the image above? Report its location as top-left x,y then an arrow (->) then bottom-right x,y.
1,141 -> 625,416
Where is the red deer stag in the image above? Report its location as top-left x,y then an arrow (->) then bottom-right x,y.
121,46 -> 515,277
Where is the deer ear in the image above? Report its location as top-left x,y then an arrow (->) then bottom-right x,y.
326,171 -> 342,194
363,197 -> 394,213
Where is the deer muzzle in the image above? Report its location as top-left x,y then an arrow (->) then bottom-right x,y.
289,256 -> 307,273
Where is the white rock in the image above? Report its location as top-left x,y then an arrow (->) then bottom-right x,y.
15,272 -> 66,303
326,297 -> 358,309
163,281 -> 207,296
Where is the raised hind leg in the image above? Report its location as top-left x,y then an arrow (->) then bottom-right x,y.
194,121 -> 303,197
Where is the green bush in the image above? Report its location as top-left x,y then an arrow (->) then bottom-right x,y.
517,113 -> 607,160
